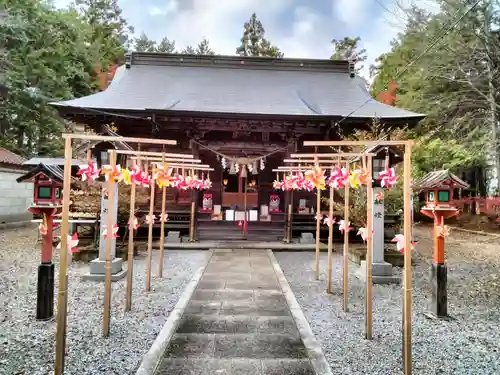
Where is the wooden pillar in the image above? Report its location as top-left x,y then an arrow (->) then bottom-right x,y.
314,188 -> 321,280
125,158 -> 136,312
146,161 -> 156,291
326,184 -> 334,294
343,162 -> 350,311
365,155 -> 373,339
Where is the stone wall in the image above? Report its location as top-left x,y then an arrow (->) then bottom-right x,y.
0,168 -> 33,223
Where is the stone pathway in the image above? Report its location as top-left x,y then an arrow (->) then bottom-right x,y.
154,249 -> 317,375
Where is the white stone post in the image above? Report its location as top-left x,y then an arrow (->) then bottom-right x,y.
83,184 -> 126,281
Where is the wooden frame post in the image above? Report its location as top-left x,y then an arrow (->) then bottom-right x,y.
403,143 -> 413,375
54,136 -> 72,375
158,171 -> 167,278
125,157 -> 137,312
146,161 -> 155,291
314,187 -> 321,280
103,150 -> 117,337
326,174 -> 334,294
365,155 -> 374,340
343,162 -> 350,311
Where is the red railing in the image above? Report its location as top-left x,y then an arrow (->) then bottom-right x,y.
452,197 -> 500,216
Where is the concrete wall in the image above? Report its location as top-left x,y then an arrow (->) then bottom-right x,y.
0,168 -> 33,223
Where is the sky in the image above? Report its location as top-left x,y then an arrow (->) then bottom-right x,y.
52,0 -> 440,80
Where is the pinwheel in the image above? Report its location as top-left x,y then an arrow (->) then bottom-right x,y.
314,213 -> 323,222
338,220 -> 352,233
101,165 -> 123,182
375,191 -> 384,204
305,166 -> 326,190
359,167 -> 370,185
56,233 -> 79,257
392,234 -> 417,254
348,169 -> 361,189
77,162 -> 100,182
436,224 -> 450,237
103,223 -> 119,239
121,168 -> 132,185
129,166 -> 143,185
273,179 -> 282,190
39,222 -> 48,236
323,215 -> 335,227
379,167 -> 398,189
327,167 -> 349,189
357,226 -> 374,242
140,172 -> 152,187
144,214 -> 156,225
128,216 -> 139,230
158,213 -> 169,222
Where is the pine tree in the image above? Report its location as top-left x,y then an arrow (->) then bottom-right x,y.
331,36 -> 367,72
133,32 -> 156,52
236,13 -> 283,58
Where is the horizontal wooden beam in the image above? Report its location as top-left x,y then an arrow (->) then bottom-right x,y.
62,133 -> 177,145
161,163 -> 212,169
113,150 -> 193,158
130,157 -> 202,163
289,153 -> 375,158
303,140 -> 413,147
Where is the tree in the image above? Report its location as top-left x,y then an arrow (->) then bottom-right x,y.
370,3 -> 489,188
0,0 -> 97,156
182,37 -> 215,55
331,36 -> 367,72
72,0 -> 133,66
236,13 -> 283,57
156,37 -> 175,53
134,32 -> 156,52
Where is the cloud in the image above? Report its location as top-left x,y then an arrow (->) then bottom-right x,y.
334,0 -> 367,28
148,1 -> 178,17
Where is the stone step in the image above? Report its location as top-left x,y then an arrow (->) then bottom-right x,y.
156,358 -> 315,375
176,315 -> 299,336
163,333 -> 309,359
184,300 -> 292,317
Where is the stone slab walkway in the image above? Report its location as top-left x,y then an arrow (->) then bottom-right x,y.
153,249 -> 321,375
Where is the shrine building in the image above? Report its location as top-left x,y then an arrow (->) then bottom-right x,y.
51,52 -> 423,241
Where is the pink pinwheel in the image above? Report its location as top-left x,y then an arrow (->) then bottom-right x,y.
323,215 -> 336,227
39,222 -> 48,235
77,162 -> 100,182
158,213 -> 169,222
392,234 -> 417,254
141,173 -> 152,187
327,167 -> 349,189
436,225 -> 450,237
103,223 -> 119,239
144,214 -> 156,225
357,227 -> 374,242
57,233 -> 79,255
128,216 -> 139,230
314,213 -> 323,222
338,220 -> 352,233
273,179 -> 282,190
129,166 -> 143,185
379,168 -> 398,189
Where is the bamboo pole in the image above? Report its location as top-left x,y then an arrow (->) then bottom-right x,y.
115,149 -> 191,157
365,155 -> 374,340
62,133 -> 177,145
403,143 -> 413,375
145,161 -> 155,292
314,188 -> 321,280
54,136 -> 73,375
125,157 -> 137,312
103,150 -> 116,337
158,157 -> 167,278
326,176 -> 334,294
343,162 -> 350,311
287,153 -> 377,159
303,140 -> 413,147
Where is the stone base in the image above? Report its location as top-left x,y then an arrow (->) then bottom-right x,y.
431,262 -> 448,318
356,261 -> 400,284
299,233 -> 314,244
166,231 -> 181,243
37,263 -> 55,320
82,258 -> 127,282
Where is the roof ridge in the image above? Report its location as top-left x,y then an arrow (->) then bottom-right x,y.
126,52 -> 352,74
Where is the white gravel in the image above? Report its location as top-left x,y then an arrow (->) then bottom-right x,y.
275,225 -> 500,375
0,225 -> 208,375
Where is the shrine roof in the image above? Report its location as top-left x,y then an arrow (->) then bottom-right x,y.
414,169 -> 469,190
16,163 -> 65,184
0,147 -> 25,167
51,53 -> 425,121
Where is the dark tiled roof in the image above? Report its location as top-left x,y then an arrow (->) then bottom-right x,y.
51,53 -> 425,120
16,163 -> 65,183
0,147 -> 25,166
414,169 -> 469,190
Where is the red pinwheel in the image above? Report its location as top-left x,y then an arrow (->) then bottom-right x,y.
338,220 -> 352,233
77,162 -> 100,182
328,167 -> 349,189
379,168 -> 398,189
392,234 -> 417,254
103,223 -> 119,239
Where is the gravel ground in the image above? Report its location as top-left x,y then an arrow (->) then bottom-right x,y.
275,224 -> 500,375
0,225 -> 208,375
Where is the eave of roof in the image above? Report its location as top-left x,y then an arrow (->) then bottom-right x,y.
414,169 -> 470,190
50,52 -> 425,122
16,163 -> 65,183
